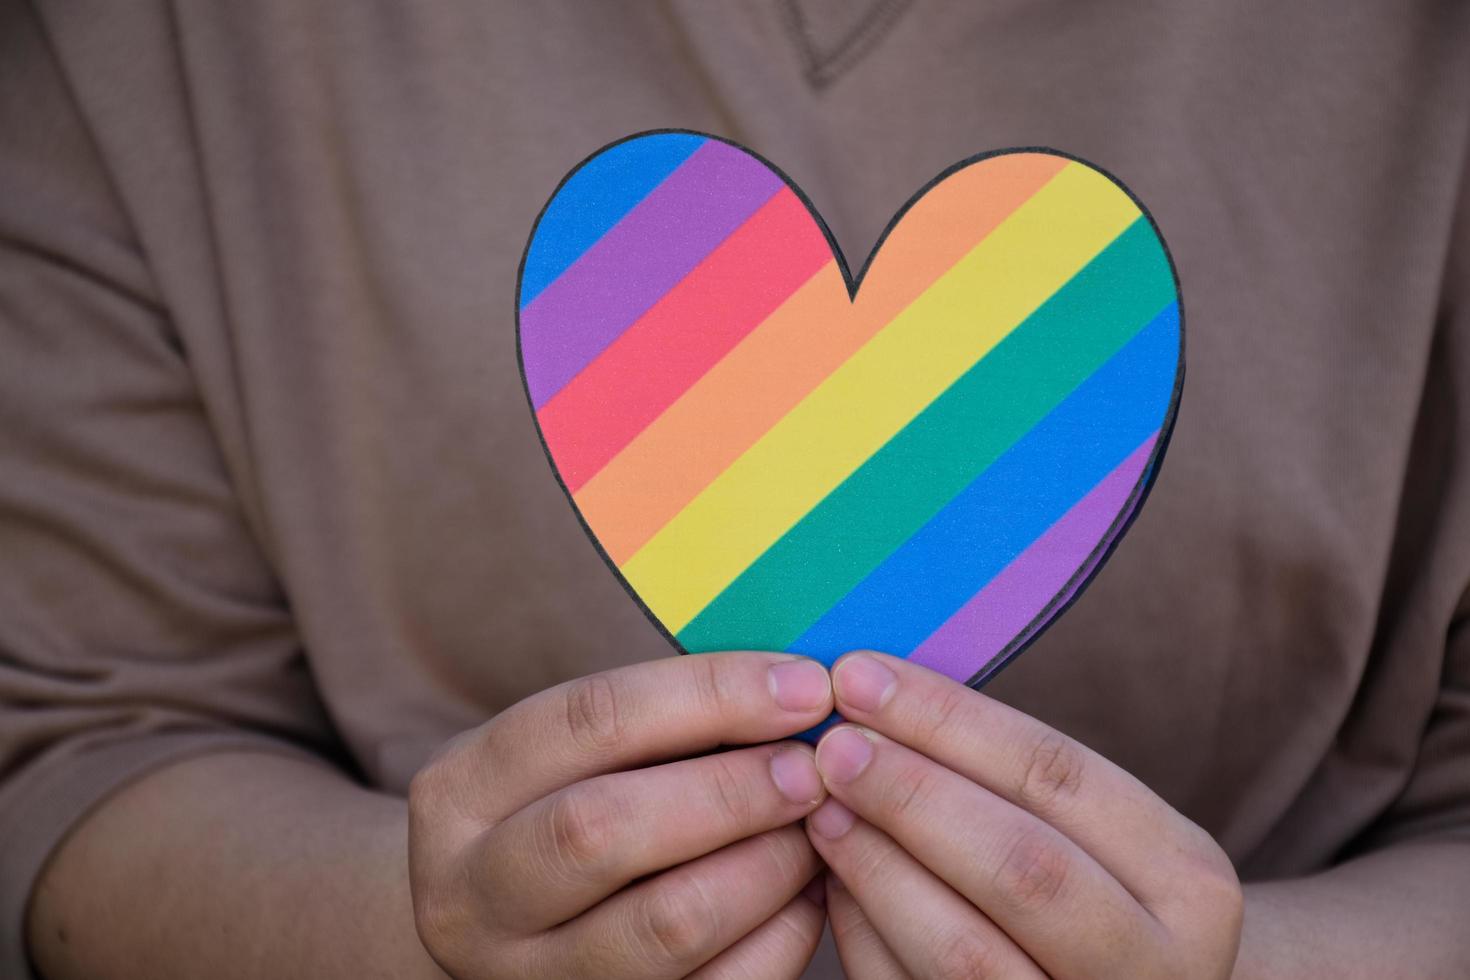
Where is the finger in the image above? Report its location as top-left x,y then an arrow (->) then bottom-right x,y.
686,887 -> 826,980
815,725 -> 1164,978
809,800 -> 1042,979
433,652 -> 833,821
831,650 -> 1223,908
826,874 -> 911,980
543,824 -> 820,980
477,742 -> 825,930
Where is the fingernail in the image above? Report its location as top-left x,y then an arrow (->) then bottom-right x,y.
809,798 -> 856,840
815,727 -> 874,784
801,876 -> 828,908
833,654 -> 896,713
768,658 -> 831,713
770,746 -> 824,805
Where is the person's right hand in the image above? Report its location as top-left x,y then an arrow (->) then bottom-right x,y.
407,651 -> 835,979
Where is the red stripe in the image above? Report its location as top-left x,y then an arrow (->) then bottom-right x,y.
537,189 -> 833,492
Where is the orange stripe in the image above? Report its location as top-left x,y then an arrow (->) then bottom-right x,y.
575,152 -> 1072,566
538,189 -> 833,493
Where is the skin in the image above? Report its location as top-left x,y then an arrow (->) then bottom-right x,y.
808,651 -> 1470,979
404,651 -> 835,978
31,652 -> 835,980
26,651 -> 1470,979
809,651 -> 1242,978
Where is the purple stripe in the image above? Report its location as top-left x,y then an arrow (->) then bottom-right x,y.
521,141 -> 784,407
908,433 -> 1159,682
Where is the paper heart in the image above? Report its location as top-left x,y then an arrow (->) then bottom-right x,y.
517,131 -> 1182,687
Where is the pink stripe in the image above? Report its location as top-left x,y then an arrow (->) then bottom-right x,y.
520,141 -> 783,408
909,432 -> 1159,683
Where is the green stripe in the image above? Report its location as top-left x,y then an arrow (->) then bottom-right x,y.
676,217 -> 1175,653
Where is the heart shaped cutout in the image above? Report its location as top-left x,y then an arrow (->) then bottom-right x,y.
517,131 -> 1182,687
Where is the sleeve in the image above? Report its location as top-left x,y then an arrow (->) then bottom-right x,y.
0,7 -> 346,975
1370,601 -> 1470,846
1352,148 -> 1470,854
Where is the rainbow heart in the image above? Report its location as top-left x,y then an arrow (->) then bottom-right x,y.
517,131 -> 1182,687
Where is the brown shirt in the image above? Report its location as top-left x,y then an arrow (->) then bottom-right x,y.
2,2 -> 1469,976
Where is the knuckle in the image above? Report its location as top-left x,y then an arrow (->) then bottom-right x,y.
690,654 -> 741,720
930,929 -> 1002,980
992,826 -> 1071,915
546,787 -> 617,871
407,750 -> 472,837
1162,821 -> 1242,909
826,885 -> 869,938
639,879 -> 720,966
1200,835 -> 1242,896
412,880 -> 488,978
845,836 -> 907,895
1180,842 -> 1245,941
884,763 -> 940,824
752,826 -> 816,886
704,753 -> 757,831
1209,860 -> 1245,919
766,901 -> 820,958
406,762 -> 440,818
409,884 -> 450,948
1017,731 -> 1086,815
408,730 -> 477,818
910,684 -> 970,750
563,673 -> 626,754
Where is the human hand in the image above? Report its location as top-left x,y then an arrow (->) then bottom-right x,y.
408,652 -> 834,979
806,651 -> 1243,979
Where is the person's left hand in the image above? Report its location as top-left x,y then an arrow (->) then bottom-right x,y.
805,651 -> 1243,979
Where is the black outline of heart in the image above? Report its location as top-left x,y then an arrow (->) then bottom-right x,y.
514,129 -> 1186,689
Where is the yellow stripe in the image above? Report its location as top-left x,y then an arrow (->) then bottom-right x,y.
621,163 -> 1142,632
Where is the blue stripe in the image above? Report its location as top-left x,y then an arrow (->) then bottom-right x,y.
520,133 -> 705,307
791,301 -> 1179,662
